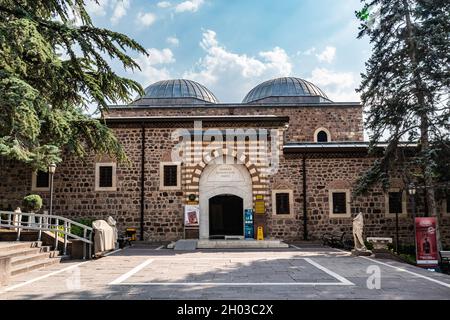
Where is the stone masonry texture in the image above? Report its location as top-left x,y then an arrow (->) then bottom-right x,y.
0,103 -> 448,247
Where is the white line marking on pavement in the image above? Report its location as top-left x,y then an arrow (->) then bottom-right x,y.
304,258 -> 355,285
155,245 -> 164,250
290,244 -> 301,250
109,258 -> 154,285
361,256 -> 450,289
115,282 -> 351,286
0,261 -> 89,295
109,257 -> 353,287
103,248 -> 122,256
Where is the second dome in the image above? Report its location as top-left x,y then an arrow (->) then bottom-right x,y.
242,77 -> 331,104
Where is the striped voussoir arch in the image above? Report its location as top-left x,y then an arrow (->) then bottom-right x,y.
185,147 -> 263,202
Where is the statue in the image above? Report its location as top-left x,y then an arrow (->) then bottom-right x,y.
352,212 -> 372,256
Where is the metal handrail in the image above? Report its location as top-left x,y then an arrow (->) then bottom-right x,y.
0,210 -> 93,259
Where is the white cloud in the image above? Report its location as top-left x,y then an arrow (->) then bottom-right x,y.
316,46 -> 336,63
146,48 -> 175,65
300,47 -> 316,56
184,29 -> 292,102
85,0 -> 110,16
175,0 -> 205,13
166,36 -> 180,46
136,12 -> 156,27
259,47 -> 292,76
308,68 -> 359,102
111,0 -> 130,24
132,48 -> 175,86
157,1 -> 172,8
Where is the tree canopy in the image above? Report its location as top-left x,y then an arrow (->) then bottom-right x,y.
355,0 -> 449,248
0,0 -> 147,170
355,0 -> 449,194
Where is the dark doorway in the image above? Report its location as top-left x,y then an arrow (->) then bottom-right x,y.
209,194 -> 243,238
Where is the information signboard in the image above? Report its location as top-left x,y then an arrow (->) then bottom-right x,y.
244,209 -> 254,239
415,217 -> 438,266
184,205 -> 199,227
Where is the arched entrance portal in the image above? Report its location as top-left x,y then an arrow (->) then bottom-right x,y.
199,156 -> 253,239
209,194 -> 244,238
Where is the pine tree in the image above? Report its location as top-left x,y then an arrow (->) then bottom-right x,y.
0,0 -> 147,170
355,0 -> 450,249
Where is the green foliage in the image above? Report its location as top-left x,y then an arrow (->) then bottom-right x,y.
354,0 -> 450,195
0,0 -> 147,170
50,224 -> 65,238
364,240 -> 374,251
70,217 -> 94,237
22,194 -> 43,212
398,253 -> 417,265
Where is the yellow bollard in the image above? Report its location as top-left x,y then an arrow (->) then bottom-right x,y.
257,226 -> 264,241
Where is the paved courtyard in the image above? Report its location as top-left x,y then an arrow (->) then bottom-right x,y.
1,245 -> 450,300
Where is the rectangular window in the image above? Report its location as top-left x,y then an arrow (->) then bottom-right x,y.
36,171 -> 49,188
99,166 -> 113,188
446,194 -> 450,214
388,192 -> 402,214
332,192 -> 347,214
275,193 -> 290,215
95,162 -> 116,191
159,162 -> 181,190
163,165 -> 178,187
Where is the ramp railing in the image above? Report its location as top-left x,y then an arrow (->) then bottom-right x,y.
0,211 -> 93,259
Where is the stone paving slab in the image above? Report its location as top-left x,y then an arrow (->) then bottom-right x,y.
1,246 -> 450,300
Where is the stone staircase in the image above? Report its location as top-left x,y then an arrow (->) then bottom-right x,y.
0,241 -> 65,276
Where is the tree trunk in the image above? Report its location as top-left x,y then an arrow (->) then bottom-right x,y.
403,0 -> 442,251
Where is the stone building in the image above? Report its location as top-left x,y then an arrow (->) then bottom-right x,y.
1,77 -> 449,246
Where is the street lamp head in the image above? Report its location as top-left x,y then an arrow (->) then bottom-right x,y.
408,183 -> 416,195
48,163 -> 57,174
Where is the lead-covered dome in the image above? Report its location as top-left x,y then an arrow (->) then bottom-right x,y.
135,79 -> 219,105
242,77 -> 331,104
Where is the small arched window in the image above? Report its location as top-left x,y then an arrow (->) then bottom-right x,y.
317,130 -> 328,142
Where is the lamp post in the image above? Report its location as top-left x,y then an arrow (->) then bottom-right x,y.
395,207 -> 399,254
48,163 -> 56,216
408,183 -> 417,218
408,183 -> 417,262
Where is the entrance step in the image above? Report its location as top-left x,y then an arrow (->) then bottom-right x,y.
0,241 -> 42,253
197,239 -> 289,249
10,256 -> 66,276
173,240 -> 198,251
0,241 -> 65,277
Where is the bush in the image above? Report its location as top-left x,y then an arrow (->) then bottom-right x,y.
386,242 -> 416,255
70,218 -> 95,237
50,224 -> 65,238
364,241 -> 374,251
22,194 -> 43,212
387,242 -> 395,251
399,253 -> 417,265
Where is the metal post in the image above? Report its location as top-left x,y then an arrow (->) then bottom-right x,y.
16,214 -> 21,241
395,211 -> 399,254
88,232 -> 92,259
54,218 -> 58,251
38,216 -> 42,242
63,221 -> 67,256
49,172 -> 54,216
83,229 -> 87,260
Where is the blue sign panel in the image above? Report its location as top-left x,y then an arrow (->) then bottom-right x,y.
244,209 -> 254,239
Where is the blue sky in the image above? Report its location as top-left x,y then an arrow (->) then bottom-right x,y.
85,0 -> 371,103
